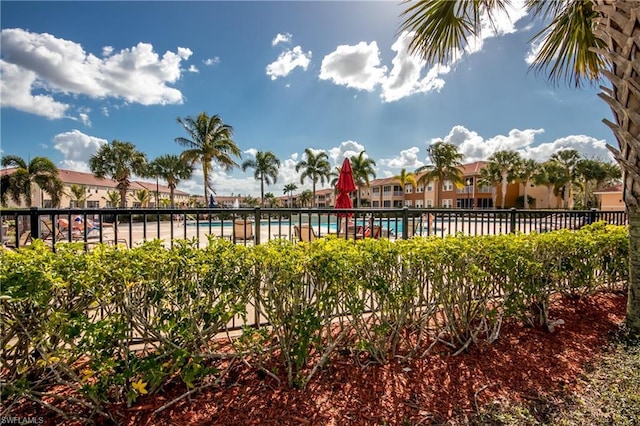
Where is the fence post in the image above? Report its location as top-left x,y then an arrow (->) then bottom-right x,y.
509,208 -> 517,234
29,207 -> 41,241
590,208 -> 598,225
254,207 -> 261,245
402,207 -> 409,240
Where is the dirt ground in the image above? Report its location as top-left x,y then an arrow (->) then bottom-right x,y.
13,292 -> 627,425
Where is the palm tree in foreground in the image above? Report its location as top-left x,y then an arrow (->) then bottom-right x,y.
295,148 -> 331,208
416,141 -> 464,208
175,113 -> 241,202
400,0 -> 640,331
90,140 -> 147,208
242,151 -> 281,207
1,155 -> 64,207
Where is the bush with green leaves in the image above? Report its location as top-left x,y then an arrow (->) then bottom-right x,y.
0,222 -> 628,420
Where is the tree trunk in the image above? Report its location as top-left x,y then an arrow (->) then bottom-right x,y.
119,188 -> 127,208
563,182 -> 571,209
523,179 -> 530,209
501,175 -> 508,209
593,1 -> 640,333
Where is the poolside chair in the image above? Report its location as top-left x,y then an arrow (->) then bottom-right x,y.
41,219 -> 67,242
4,230 -> 32,249
233,219 -> 255,243
294,225 -> 318,242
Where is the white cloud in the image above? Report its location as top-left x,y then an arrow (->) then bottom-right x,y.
319,41 -> 387,91
433,125 -> 613,163
379,147 -> 424,169
380,31 -> 450,102
52,129 -> 107,171
188,65 -> 199,73
0,28 -> 192,118
319,1 -> 528,102
272,33 -> 292,46
328,140 -> 366,165
203,57 -> 220,66
244,148 -> 258,157
78,113 -> 91,127
266,46 -> 312,80
0,59 -> 70,118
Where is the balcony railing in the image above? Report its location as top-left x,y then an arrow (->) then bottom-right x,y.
0,207 -> 628,251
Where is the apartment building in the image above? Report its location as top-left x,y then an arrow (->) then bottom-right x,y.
1,168 -> 190,208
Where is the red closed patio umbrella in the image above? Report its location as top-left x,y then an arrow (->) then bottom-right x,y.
335,158 -> 356,235
335,158 -> 356,212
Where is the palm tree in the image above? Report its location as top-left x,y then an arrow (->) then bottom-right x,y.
549,149 -> 582,209
517,159 -> 540,209
486,150 -> 523,209
102,190 -> 121,208
393,168 -> 417,207
534,161 -> 565,209
416,141 -> 464,208
299,189 -> 313,208
69,184 -> 88,208
295,148 -> 331,208
89,140 -> 147,208
1,155 -> 64,207
478,163 -> 501,209
283,183 -> 298,207
241,151 -> 281,207
148,155 -> 194,208
133,189 -> 151,208
263,192 -> 276,208
400,0 -> 640,332
175,113 -> 242,202
350,151 -> 377,207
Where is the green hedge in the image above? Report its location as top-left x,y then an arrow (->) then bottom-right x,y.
0,223 -> 628,421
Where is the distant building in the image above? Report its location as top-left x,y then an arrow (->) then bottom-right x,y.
594,184 -> 624,211
0,168 -> 190,208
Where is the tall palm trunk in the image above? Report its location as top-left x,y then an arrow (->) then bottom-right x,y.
594,1 -> 640,332
501,174 -> 508,209
563,181 -> 571,209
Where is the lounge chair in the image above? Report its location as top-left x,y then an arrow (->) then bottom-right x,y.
294,225 -> 318,242
233,219 -> 255,243
4,230 -> 32,249
41,219 -> 67,242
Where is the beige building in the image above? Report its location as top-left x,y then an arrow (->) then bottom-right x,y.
594,184 -> 624,211
1,168 -> 190,208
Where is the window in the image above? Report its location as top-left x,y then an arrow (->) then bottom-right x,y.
417,185 -> 424,193
405,184 -> 413,194
426,200 -> 433,208
372,201 -> 380,207
442,199 -> 453,208
383,200 -> 391,207
393,200 -> 403,208
87,201 -> 100,208
383,185 -> 391,195
393,185 -> 403,196
427,184 -> 433,192
415,201 -> 424,208
443,180 -> 453,191
373,187 -> 380,194
405,200 -> 413,207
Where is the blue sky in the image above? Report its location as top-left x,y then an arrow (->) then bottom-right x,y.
1,1 -> 616,198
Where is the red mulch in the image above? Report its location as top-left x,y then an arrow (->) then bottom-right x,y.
14,292 -> 627,425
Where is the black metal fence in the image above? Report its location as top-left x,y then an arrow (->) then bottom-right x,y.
0,207 -> 629,250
